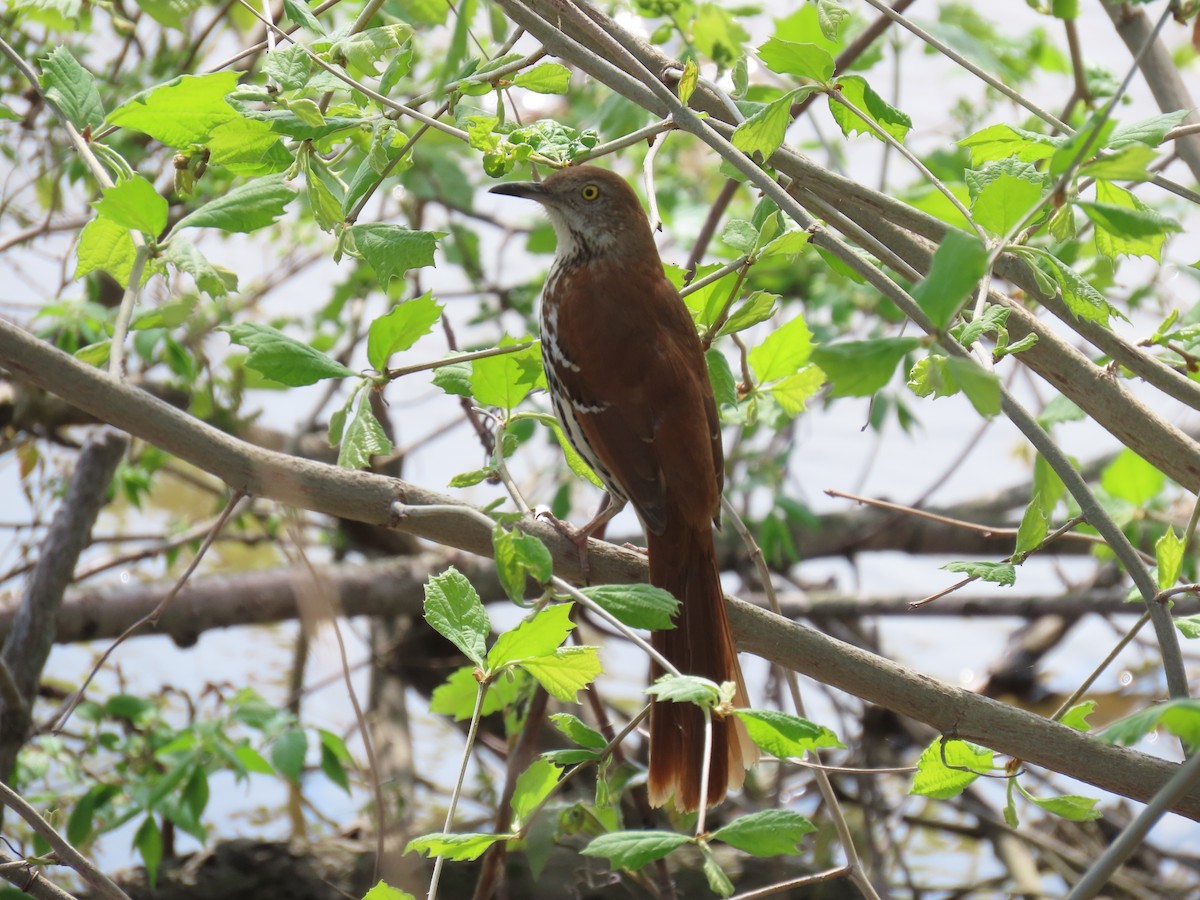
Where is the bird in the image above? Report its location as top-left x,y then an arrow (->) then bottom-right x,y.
491,165 -> 757,811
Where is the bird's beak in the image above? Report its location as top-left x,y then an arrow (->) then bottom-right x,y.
489,181 -> 547,201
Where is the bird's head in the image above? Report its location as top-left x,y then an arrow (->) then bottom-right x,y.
490,165 -> 656,265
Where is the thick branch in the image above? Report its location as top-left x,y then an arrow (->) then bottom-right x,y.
730,600 -> 1200,822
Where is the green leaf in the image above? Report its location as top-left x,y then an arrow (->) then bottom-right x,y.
283,0 -> 323,32
706,349 -> 738,409
721,218 -> 757,254
912,230 -> 989,329
736,708 -> 843,757
68,784 -> 120,845
1155,527 -> 1186,589
548,419 -> 604,487
270,727 -> 308,782
406,832 -> 507,861
233,745 -> 276,775
647,674 -> 721,706
489,602 -> 574,667
816,0 -> 849,40
164,238 -> 237,298
580,831 -> 690,870
318,729 -> 352,793
430,665 -> 522,720
1060,701 -> 1096,732
362,881 -> 416,900
327,25 -> 413,77
702,848 -> 734,898
958,124 -> 1061,165
93,176 -> 168,236
264,45 -> 313,91
1040,252 -> 1118,325
1099,698 -> 1200,750
350,223 -> 442,290
491,526 -> 554,603
513,63 -> 571,94
1101,449 -> 1164,505
367,292 -> 443,371
1082,144 -> 1157,182
175,175 -> 296,234
759,228 -> 810,258
757,38 -> 835,82
770,366 -> 825,415
470,338 -> 540,410
910,739 -> 994,799
520,646 -> 602,702
1083,181 -> 1180,262
811,337 -> 922,397
1108,110 -> 1190,149
1176,616 -> 1200,640
1030,793 -> 1101,822
677,59 -> 699,105
75,217 -> 136,286
107,72 -> 240,147
942,560 -> 1015,586
549,713 -> 607,750
580,583 -> 679,631
946,357 -> 1001,418
511,759 -> 561,826
731,89 -> 812,159
828,75 -> 911,141
972,172 -> 1043,236
423,567 -> 491,668
222,323 -> 355,386
748,313 -> 814,382
336,392 -> 393,468
1014,498 -> 1048,557
712,809 -> 816,856
134,815 -> 163,887
39,46 -> 105,130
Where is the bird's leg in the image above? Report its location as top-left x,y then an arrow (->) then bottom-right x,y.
539,492 -> 626,583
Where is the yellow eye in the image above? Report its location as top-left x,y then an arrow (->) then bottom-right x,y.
580,184 -> 600,201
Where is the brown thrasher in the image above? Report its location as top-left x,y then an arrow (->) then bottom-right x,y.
491,165 -> 756,810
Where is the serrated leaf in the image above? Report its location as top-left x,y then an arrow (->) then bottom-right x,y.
748,313 -> 814,382
910,739 -> 994,799
972,173 -> 1043,236
580,831 -> 690,870
770,365 -> 825,415
175,175 -> 296,234
283,0 -> 323,32
107,72 -> 240,147
757,38 -> 835,82
1042,253 -> 1118,324
648,674 -> 721,706
580,583 -> 679,631
222,322 -> 354,385
1083,181 -> 1180,262
511,760 -> 561,826
519,646 -> 602,702
406,832 -> 506,861
470,338 -> 540,410
1175,616 -> 1200,639
721,218 -> 758,254
40,46 -> 105,130
350,224 -> 442,290
712,809 -> 815,856
1108,110 -> 1191,149
489,602 -> 574,667
828,74 -> 911,141
736,708 -> 843,757
958,123 -> 1062,165
942,560 -> 1015,585
75,217 -> 136,286
514,62 -> 571,94
423,567 -> 491,668
732,89 -> 811,159
1155,527 -> 1186,589
367,292 -> 443,371
93,176 -> 168,236
811,337 -> 922,397
1082,144 -> 1157,182
327,25 -> 413,77
337,393 -> 393,468
362,881 -> 415,900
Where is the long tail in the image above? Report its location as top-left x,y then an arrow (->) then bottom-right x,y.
646,524 -> 758,811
